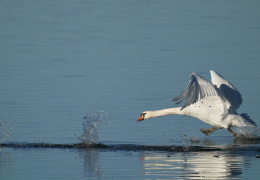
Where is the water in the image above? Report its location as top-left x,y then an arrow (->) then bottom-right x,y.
78,113 -> 103,145
1,0 -> 260,179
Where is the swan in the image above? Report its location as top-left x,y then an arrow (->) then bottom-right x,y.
137,70 -> 257,138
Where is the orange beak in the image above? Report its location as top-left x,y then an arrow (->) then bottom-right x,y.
137,114 -> 145,122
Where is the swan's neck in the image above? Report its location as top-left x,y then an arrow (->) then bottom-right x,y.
150,107 -> 182,118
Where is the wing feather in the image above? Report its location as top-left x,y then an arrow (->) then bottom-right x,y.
173,73 -> 219,110
210,70 -> 242,112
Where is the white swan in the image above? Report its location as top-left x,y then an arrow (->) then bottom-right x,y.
137,70 -> 257,138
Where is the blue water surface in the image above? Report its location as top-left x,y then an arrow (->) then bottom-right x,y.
1,0 -> 260,179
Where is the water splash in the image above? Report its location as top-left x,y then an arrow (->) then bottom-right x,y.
234,126 -> 260,138
0,122 -> 12,143
78,112 -> 103,145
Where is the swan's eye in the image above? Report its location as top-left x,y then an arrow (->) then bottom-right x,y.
137,113 -> 146,121
141,113 -> 146,119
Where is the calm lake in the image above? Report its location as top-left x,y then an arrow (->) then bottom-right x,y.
1,0 -> 260,179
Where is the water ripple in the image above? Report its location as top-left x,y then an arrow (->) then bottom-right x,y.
1,141 -> 260,153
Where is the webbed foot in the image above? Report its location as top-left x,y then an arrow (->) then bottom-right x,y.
227,127 -> 239,138
200,126 -> 223,136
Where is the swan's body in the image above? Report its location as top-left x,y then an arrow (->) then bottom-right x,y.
137,70 -> 257,138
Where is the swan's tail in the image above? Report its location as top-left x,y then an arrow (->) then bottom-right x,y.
227,113 -> 257,128
240,113 -> 257,127
229,114 -> 259,138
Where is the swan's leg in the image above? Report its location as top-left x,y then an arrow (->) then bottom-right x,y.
227,127 -> 239,138
200,127 -> 223,136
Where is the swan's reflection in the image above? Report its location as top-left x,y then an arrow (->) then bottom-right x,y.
76,146 -> 249,179
139,151 -> 246,179
0,142 -> 256,179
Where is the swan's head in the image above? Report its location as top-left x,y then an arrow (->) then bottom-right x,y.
137,111 -> 153,121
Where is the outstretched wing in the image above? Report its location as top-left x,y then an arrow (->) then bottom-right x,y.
173,73 -> 219,110
210,70 -> 242,112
